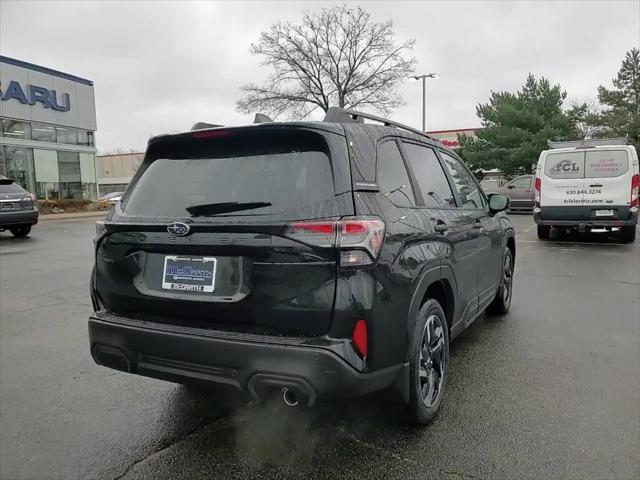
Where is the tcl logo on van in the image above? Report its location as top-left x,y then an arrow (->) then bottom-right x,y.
550,160 -> 580,172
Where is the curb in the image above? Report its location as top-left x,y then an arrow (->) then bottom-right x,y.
39,211 -> 108,222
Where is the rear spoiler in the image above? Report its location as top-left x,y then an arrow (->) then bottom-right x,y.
548,137 -> 630,149
0,178 -> 16,185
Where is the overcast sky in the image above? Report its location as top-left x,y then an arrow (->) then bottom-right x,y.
1,0 -> 638,153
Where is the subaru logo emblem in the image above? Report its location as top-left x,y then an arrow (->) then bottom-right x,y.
167,222 -> 190,236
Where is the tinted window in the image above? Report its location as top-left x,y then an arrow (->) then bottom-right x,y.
510,176 -> 532,188
31,123 -> 56,143
585,150 -> 629,178
1,119 -> 31,140
56,126 -> 78,145
439,152 -> 484,209
544,152 -> 584,179
402,142 -> 455,208
125,129 -> 336,219
0,181 -> 25,194
377,140 -> 415,207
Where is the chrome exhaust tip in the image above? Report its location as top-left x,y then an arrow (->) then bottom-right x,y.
282,387 -> 299,407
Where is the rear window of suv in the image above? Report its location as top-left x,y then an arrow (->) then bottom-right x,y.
124,128 -> 337,219
0,182 -> 25,194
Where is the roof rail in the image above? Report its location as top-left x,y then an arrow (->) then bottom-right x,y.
191,122 -> 223,131
548,137 -> 630,149
323,107 -> 437,141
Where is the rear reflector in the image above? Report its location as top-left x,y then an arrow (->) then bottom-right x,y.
352,320 -> 368,358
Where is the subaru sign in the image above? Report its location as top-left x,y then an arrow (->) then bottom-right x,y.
0,80 -> 70,112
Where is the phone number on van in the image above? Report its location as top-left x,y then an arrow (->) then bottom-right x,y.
566,189 -> 602,195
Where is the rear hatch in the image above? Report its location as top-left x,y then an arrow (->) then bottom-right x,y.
540,148 -> 632,219
95,125 -> 353,336
0,180 -> 35,212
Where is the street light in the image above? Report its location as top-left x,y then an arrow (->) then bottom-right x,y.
412,73 -> 439,132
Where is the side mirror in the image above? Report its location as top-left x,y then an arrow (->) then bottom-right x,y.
507,184 -> 515,189
488,193 -> 510,213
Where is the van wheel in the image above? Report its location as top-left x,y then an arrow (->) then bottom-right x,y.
487,248 -> 514,315
622,226 -> 637,243
407,299 -> 449,426
10,225 -> 31,237
537,225 -> 550,240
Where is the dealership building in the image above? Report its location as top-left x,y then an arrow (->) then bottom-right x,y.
0,56 -> 98,200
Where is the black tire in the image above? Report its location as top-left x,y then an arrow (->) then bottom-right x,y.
537,225 -> 550,240
622,225 -> 637,243
487,248 -> 514,315
407,299 -> 450,426
10,225 -> 31,237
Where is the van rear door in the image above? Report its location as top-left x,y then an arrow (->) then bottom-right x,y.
584,149 -> 631,207
541,150 -> 585,207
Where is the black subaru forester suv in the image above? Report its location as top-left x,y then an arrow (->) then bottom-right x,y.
89,108 -> 515,425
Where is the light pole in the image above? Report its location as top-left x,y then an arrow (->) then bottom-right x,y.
412,73 -> 439,132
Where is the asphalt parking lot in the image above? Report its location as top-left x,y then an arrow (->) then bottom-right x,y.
1,214 -> 638,480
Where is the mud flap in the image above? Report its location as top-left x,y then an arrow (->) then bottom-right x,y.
392,362 -> 411,404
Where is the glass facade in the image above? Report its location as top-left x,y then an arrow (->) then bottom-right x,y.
0,117 -> 97,200
0,118 -> 94,146
1,119 -> 31,140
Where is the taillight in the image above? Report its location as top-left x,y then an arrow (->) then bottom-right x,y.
631,174 -> 639,208
534,176 -> 541,206
352,319 -> 368,359
283,216 -> 386,268
284,220 -> 336,247
21,194 -> 35,206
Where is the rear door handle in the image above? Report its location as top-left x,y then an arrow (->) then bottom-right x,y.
589,184 -> 603,188
433,222 -> 449,233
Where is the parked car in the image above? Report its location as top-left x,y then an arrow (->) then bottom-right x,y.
534,139 -> 639,242
0,177 -> 38,237
99,191 -> 124,205
497,175 -> 535,212
89,108 -> 515,425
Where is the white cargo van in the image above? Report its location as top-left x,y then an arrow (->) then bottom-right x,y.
533,139 -> 639,242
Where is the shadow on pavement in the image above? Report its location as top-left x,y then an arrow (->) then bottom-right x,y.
547,227 -> 634,245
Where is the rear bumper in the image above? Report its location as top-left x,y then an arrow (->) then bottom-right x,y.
0,209 -> 38,227
88,313 -> 405,405
534,206 -> 638,227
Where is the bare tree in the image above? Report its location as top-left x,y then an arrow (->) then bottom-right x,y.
237,5 -> 416,119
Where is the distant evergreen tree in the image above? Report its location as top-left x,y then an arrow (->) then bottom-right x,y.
458,74 -> 580,177
598,48 -> 640,146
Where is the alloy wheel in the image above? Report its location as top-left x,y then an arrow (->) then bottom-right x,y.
419,314 -> 446,407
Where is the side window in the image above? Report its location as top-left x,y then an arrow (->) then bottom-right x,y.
439,152 -> 484,210
401,142 -> 455,208
377,140 -> 416,207
510,176 -> 532,189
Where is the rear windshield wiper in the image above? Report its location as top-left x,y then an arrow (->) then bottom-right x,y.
186,201 -> 272,216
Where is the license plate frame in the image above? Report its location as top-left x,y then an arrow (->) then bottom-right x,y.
162,255 -> 217,293
595,209 -> 614,217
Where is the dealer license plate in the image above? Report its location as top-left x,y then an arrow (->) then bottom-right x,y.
162,256 -> 217,292
595,209 -> 614,217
